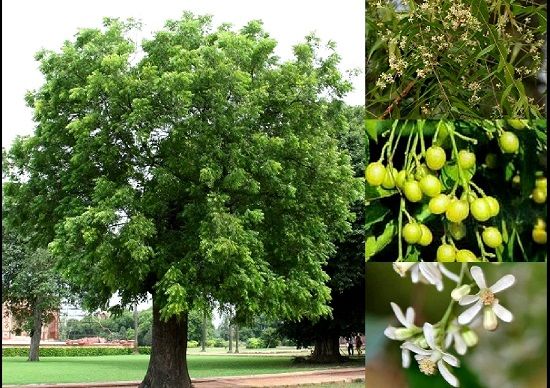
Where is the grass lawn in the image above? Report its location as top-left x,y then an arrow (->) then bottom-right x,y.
2,355 -> 363,385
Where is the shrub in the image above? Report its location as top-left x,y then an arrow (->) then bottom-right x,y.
187,340 -> 199,348
1,346 -> 154,357
246,337 -> 265,349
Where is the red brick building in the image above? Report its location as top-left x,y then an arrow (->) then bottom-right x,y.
2,303 -> 60,341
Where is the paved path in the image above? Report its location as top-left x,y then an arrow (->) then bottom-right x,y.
4,367 -> 365,388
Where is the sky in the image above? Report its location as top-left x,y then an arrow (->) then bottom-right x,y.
2,0 -> 365,149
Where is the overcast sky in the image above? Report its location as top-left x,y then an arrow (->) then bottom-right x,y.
2,0 -> 365,149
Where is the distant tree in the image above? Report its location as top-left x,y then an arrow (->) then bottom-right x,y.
186,308 -> 214,343
3,14 -> 359,387
278,105 -> 365,362
1,228 -> 67,361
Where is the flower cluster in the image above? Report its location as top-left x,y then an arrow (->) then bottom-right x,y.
385,264 -> 515,387
366,0 -> 546,118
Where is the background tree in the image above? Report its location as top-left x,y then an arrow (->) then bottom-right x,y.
2,13 -> 360,387
1,227 -> 67,361
278,105 -> 365,362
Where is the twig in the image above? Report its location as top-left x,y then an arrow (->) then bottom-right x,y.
379,81 -> 416,119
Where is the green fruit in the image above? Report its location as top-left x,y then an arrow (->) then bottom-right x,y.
460,190 -> 477,204
426,146 -> 446,170
482,227 -> 503,248
532,187 -> 547,204
403,180 -> 423,202
414,164 -> 431,180
448,222 -> 467,240
457,150 -> 476,170
535,177 -> 547,190
499,131 -> 519,154
534,218 -> 546,230
366,162 -> 386,186
395,170 -> 407,189
470,198 -> 492,222
446,199 -> 469,223
532,228 -> 547,244
456,249 -> 478,262
382,167 -> 399,189
512,175 -> 521,188
507,119 -> 527,130
485,196 -> 500,217
418,224 -> 433,246
403,223 -> 423,244
419,175 -> 442,197
429,194 -> 451,214
436,244 -> 456,262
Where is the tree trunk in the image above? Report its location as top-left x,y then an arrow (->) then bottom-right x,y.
200,311 -> 207,352
227,325 -> 233,353
234,325 -> 239,353
28,304 -> 42,362
133,302 -> 139,354
309,336 -> 344,363
139,301 -> 191,388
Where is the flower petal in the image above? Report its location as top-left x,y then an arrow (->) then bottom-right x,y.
405,307 -> 415,327
402,348 -> 411,368
439,264 -> 460,283
423,323 -> 436,350
459,295 -> 479,306
443,351 -> 460,367
490,274 -> 516,293
470,266 -> 487,289
384,326 -> 397,339
453,333 -> 467,356
492,303 -> 514,323
401,342 -> 432,356
411,266 -> 420,283
458,300 -> 483,325
444,332 -> 453,349
419,263 -> 443,285
438,360 -> 459,387
390,302 -> 408,327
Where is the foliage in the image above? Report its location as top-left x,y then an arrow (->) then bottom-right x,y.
366,0 -> 547,119
1,226 -> 67,341
187,308 -> 215,343
1,346 -> 151,357
2,13 -> 360,331
365,119 -> 547,262
246,337 -> 265,349
278,105 -> 365,354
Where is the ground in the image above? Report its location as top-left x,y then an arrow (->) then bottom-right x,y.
2,353 -> 364,386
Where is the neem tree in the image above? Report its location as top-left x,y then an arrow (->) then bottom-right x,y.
3,14 -> 360,387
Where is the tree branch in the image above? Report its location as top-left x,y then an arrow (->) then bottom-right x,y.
379,81 -> 416,119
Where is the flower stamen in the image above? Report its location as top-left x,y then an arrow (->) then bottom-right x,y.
418,358 -> 437,375
479,289 -> 495,305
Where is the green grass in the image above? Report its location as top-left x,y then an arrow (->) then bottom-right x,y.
2,355 -> 363,385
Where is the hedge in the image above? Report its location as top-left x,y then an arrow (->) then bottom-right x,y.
2,346 -> 154,357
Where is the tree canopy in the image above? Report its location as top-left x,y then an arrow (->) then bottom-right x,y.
3,13 -> 361,386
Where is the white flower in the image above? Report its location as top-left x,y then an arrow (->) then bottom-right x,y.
393,262 -> 459,291
458,266 -> 515,331
384,302 -> 420,367
444,320 -> 468,355
402,323 -> 460,387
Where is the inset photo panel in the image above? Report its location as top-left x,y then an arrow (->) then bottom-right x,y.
365,262 -> 547,388
365,119 -> 547,263
366,0 -> 547,119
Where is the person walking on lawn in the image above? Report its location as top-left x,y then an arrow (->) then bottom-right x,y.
355,333 -> 363,356
347,334 -> 354,356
